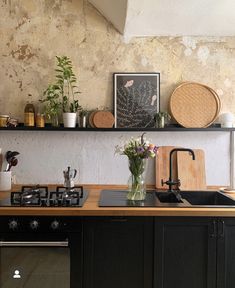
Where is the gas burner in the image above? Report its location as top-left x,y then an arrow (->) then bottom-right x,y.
50,186 -> 84,207
11,186 -> 48,206
6,185 -> 87,207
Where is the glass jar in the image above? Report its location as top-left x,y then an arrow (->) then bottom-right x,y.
36,102 -> 45,128
50,114 -> 59,127
156,116 -> 165,128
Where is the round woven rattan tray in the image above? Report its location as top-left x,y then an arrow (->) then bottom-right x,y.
170,82 -> 221,128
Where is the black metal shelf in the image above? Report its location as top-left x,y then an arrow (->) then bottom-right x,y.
0,124 -> 234,132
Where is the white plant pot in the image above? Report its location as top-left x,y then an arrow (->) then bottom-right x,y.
63,113 -> 77,128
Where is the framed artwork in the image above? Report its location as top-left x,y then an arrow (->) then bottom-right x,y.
114,73 -> 160,128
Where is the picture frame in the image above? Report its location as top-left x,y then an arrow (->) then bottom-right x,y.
113,73 -> 160,128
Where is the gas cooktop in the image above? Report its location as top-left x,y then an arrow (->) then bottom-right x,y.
0,185 -> 88,207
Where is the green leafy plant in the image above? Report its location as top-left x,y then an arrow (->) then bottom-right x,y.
40,84 -> 61,119
79,109 -> 89,117
55,56 -> 81,113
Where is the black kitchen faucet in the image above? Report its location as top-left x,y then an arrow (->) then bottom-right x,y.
162,148 -> 195,201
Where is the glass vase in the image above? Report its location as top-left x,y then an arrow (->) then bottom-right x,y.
156,116 -> 165,128
127,158 -> 147,201
51,114 -> 59,127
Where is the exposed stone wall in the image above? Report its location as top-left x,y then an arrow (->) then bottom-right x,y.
0,0 -> 233,185
0,0 -> 235,120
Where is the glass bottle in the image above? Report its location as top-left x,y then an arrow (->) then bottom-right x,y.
24,94 -> 35,127
36,102 -> 45,128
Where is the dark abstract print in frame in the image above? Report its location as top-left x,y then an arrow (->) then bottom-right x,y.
114,73 -> 160,128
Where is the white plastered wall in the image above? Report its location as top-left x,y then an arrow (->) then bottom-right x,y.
0,131 -> 230,186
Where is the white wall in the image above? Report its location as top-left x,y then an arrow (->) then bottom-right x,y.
0,132 -> 230,186
88,0 -> 128,33
90,0 -> 235,36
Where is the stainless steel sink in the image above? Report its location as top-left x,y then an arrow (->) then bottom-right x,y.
155,191 -> 235,207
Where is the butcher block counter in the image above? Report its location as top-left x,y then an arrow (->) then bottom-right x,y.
1,184 -> 235,216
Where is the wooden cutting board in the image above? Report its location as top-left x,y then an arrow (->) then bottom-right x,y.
0,148 -> 2,171
93,111 -> 115,128
155,146 -> 179,189
177,149 -> 206,190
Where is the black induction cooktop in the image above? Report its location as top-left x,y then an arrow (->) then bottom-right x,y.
99,190 -> 156,207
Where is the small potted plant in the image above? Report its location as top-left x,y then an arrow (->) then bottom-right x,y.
154,112 -> 171,128
40,84 -> 61,127
55,56 -> 81,128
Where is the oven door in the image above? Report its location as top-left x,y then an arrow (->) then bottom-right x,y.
0,233 -> 82,288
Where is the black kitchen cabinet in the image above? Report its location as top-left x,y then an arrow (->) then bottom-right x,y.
217,218 -> 235,288
154,217 -> 217,288
83,217 -> 153,288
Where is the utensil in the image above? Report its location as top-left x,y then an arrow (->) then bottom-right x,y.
6,151 -> 20,162
7,157 -> 18,171
5,150 -> 20,171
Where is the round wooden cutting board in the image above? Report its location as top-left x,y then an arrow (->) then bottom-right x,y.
93,111 -> 115,128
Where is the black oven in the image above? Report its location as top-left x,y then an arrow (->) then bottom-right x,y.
0,216 -> 83,288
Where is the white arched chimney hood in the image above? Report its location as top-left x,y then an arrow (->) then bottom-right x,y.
88,0 -> 235,37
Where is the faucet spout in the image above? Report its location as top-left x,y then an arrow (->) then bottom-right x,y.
167,148 -> 195,192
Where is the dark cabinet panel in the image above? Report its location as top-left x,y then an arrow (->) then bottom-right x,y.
154,217 -> 216,288
83,217 -> 153,288
217,218 -> 235,288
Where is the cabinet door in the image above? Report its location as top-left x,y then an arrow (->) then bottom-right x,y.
217,218 -> 235,288
154,217 -> 216,288
83,217 -> 153,288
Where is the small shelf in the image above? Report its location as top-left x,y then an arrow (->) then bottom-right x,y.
0,124 -> 234,132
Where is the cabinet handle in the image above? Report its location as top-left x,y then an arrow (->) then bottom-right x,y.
219,220 -> 225,239
0,241 -> 68,247
210,220 -> 217,238
109,217 -> 127,222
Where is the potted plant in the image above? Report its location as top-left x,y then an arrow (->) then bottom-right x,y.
40,84 -> 61,127
154,112 -> 171,128
55,56 -> 81,128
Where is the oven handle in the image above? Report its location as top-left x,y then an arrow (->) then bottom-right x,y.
0,241 -> 68,247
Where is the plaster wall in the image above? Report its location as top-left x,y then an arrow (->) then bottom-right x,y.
0,0 -> 234,185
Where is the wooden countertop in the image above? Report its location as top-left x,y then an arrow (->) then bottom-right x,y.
1,185 -> 235,217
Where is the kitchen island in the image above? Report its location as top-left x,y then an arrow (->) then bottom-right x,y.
0,185 -> 235,288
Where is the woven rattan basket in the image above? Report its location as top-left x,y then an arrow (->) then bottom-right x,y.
170,82 -> 221,128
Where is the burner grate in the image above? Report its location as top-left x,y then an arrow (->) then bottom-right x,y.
9,185 -> 86,207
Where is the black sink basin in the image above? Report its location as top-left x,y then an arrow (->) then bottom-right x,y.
157,192 -> 183,203
180,191 -> 235,206
155,191 -> 235,207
